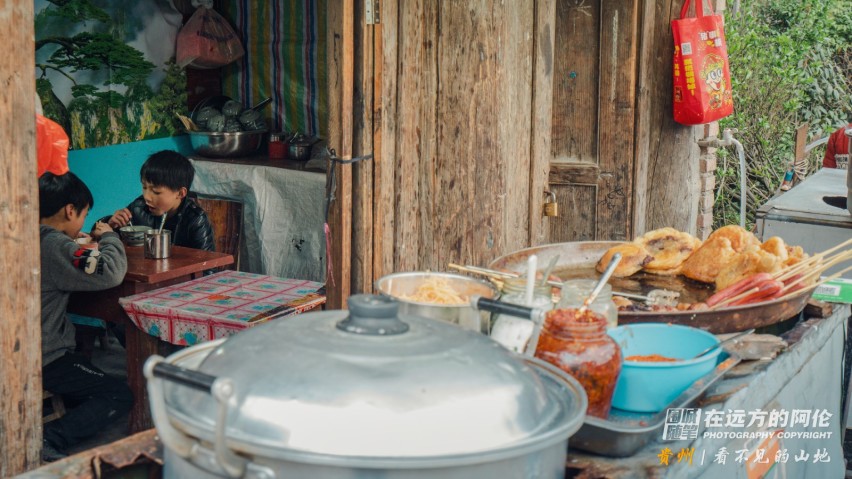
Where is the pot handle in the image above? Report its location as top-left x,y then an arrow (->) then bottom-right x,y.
144,357 -> 248,478
470,296 -> 547,323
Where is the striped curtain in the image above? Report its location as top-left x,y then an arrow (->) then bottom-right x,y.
221,0 -> 327,137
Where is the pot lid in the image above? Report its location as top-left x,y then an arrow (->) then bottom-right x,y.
161,295 -> 586,461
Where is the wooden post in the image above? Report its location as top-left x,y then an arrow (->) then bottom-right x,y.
0,0 -> 41,474
325,0 -> 354,309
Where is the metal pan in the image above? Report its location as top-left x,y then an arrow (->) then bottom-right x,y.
488,241 -> 813,334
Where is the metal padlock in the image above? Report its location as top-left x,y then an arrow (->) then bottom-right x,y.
543,191 -> 558,217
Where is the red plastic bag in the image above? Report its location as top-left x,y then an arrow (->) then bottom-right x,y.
36,114 -> 69,178
176,7 -> 245,69
671,0 -> 734,125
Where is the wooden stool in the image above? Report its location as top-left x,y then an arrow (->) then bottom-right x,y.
69,313 -> 109,359
42,391 -> 65,423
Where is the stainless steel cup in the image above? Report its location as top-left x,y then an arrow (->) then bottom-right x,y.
144,229 -> 172,259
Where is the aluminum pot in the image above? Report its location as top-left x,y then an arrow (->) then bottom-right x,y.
375,271 -> 499,334
145,295 -> 587,479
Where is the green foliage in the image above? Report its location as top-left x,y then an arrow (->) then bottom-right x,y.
714,0 -> 852,228
35,0 -> 171,148
148,59 -> 188,136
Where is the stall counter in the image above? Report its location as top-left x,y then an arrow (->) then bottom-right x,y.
566,305 -> 849,478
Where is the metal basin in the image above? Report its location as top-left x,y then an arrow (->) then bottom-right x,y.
375,271 -> 499,333
187,129 -> 267,158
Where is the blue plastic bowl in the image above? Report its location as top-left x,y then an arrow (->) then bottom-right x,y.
608,323 -> 721,413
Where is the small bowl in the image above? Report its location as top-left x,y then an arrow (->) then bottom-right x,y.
607,323 -> 721,413
119,225 -> 152,247
375,272 -> 499,334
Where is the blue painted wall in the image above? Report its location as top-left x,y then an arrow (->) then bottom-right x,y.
68,136 -> 192,230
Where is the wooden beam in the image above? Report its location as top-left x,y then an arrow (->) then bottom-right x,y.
529,0 -> 557,246
374,0 -> 396,284
0,0 -> 41,474
326,0 -> 354,308
351,0 -> 375,294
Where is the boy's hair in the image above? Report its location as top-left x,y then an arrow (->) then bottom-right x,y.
38,171 -> 94,219
140,150 -> 194,191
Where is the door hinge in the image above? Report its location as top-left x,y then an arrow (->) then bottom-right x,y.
366,0 -> 380,25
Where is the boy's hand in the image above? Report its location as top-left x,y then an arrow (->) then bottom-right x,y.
91,221 -> 113,240
108,208 -> 132,229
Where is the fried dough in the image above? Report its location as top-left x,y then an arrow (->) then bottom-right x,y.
706,225 -> 760,252
760,236 -> 788,262
680,235 -> 739,284
714,250 -> 784,290
596,243 -> 653,278
636,227 -> 703,271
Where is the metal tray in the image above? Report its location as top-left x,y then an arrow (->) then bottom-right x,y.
488,241 -> 813,334
568,351 -> 741,457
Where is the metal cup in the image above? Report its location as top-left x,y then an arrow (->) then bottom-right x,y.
144,229 -> 172,259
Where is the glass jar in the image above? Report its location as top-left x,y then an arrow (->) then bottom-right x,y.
557,279 -> 618,330
489,277 -> 553,354
534,309 -> 622,418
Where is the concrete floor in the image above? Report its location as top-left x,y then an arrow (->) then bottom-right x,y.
65,334 -> 132,456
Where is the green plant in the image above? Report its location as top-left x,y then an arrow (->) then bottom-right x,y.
714,0 -> 852,228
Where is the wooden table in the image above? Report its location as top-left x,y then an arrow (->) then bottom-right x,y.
67,246 -> 233,433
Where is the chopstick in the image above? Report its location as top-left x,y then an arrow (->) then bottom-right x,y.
447,263 -> 650,302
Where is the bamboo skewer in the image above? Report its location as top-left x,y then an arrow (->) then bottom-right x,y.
777,250 -> 852,295
773,264 -> 852,303
447,263 -> 651,301
775,237 -> 852,282
711,246 -> 851,310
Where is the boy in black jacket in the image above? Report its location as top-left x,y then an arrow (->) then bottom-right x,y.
39,172 -> 132,461
105,150 -> 214,251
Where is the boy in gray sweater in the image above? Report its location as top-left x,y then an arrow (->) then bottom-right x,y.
39,172 -> 133,461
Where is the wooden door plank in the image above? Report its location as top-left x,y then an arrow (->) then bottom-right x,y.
636,0 -> 701,234
0,0 -> 40,474
372,3 -> 396,285
394,0 -> 437,271
529,0 -> 557,246
352,0 -> 374,294
632,0 -> 658,236
551,0 -> 601,162
325,0 -> 354,308
595,0 -> 639,241
432,1 -> 534,269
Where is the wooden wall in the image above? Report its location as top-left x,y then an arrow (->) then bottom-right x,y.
633,0 -> 702,235
339,0 -> 702,294
0,1 -> 41,474
372,0 -> 536,275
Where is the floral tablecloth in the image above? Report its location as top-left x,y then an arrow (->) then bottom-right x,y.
119,270 -> 326,345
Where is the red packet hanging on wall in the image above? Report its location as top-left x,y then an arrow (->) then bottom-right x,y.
672,0 -> 734,125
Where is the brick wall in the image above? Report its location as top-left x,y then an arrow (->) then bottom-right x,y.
697,122 -> 720,239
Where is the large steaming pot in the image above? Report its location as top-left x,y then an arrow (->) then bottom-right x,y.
145,295 -> 587,479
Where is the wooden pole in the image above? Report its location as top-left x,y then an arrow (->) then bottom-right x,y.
0,0 -> 42,474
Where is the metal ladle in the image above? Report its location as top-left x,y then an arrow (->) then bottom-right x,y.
691,328 -> 755,360
578,253 -> 622,315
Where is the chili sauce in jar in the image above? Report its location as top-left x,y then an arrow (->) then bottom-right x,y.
534,308 -> 622,418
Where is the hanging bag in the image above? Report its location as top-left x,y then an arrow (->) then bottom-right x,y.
176,5 -> 245,69
671,0 -> 734,125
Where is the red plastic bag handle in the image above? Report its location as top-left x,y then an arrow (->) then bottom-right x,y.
680,0 -> 714,19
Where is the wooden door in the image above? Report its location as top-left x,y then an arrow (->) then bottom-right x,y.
533,0 -> 641,244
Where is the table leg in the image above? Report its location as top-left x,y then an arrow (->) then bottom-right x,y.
124,319 -> 160,433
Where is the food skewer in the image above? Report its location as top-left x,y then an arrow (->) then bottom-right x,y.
773,264 -> 852,303
777,249 -> 852,294
775,237 -> 852,282
447,263 -> 651,302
